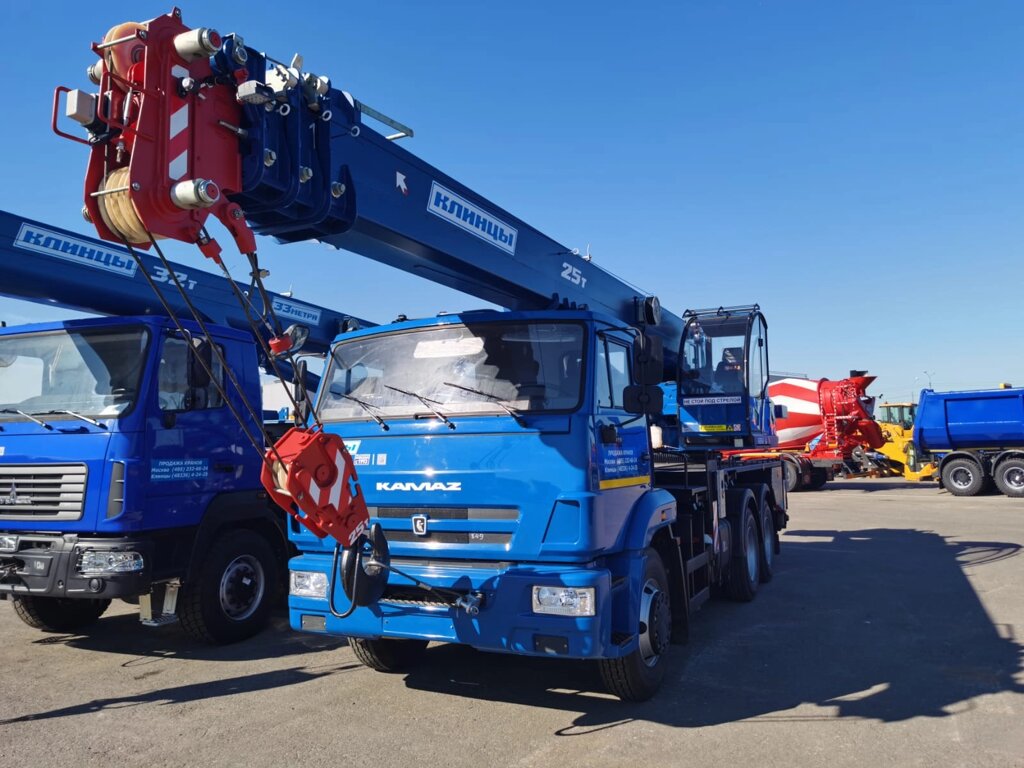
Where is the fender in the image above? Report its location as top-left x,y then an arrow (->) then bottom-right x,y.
937,450 -> 987,474
184,489 -> 289,584
622,488 -> 677,552
993,449 -> 1024,470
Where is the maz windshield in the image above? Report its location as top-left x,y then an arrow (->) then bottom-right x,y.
0,327 -> 149,422
318,321 -> 585,422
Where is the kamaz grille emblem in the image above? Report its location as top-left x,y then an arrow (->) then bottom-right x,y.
0,483 -> 29,506
411,514 -> 429,536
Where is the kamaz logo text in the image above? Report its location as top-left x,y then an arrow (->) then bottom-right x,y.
15,224 -> 137,279
0,483 -> 31,506
427,181 -> 518,255
375,481 -> 462,492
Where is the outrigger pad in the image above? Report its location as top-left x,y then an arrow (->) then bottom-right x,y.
261,427 -> 370,547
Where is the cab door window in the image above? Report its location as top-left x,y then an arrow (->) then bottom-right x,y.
596,338 -> 631,410
158,337 -> 224,412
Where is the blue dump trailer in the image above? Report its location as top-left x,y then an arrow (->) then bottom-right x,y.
914,387 -> 1024,498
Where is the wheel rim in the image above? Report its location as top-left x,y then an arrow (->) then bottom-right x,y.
762,514 -> 774,568
1004,466 -> 1024,491
949,466 -> 974,490
219,555 -> 265,621
745,521 -> 758,584
637,577 -> 671,667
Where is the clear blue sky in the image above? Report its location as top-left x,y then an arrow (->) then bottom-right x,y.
2,1 -> 1022,402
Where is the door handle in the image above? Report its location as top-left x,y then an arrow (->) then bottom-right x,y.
599,424 -> 619,445
213,463 -> 236,474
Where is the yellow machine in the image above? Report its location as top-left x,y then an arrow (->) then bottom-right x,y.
875,402 -> 936,481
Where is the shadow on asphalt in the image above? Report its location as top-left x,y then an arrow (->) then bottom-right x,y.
0,660 -> 363,725
394,528 -> 1024,731
28,609 -> 346,664
809,480 -> 939,493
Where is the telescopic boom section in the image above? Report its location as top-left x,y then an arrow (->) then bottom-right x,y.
52,8 -> 682,550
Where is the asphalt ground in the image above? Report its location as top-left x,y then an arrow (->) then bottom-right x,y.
1,478 -> 1021,768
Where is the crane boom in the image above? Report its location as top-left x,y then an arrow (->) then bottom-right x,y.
0,210 -> 371,356
53,11 -> 682,364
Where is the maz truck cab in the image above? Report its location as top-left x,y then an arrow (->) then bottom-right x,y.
0,316 -> 288,643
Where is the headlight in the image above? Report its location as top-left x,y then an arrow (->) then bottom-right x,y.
77,550 -> 144,575
531,586 -> 595,617
290,570 -> 328,598
0,535 -> 17,553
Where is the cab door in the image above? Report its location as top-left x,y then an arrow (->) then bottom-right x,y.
593,335 -> 651,508
144,332 -> 239,528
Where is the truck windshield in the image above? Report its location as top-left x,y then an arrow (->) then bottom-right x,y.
318,321 -> 585,422
0,327 -> 149,422
681,317 -> 748,395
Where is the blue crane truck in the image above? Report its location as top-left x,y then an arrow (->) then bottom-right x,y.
914,387 -> 1024,498
53,10 -> 790,700
0,210 -> 371,642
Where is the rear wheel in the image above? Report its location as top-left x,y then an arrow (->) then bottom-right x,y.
726,490 -> 759,602
941,458 -> 985,497
806,468 -> 829,490
10,596 -> 110,632
179,530 -> 278,645
349,637 -> 429,672
599,548 -> 672,702
994,458 -> 1024,498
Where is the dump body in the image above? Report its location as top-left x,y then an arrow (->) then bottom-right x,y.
914,388 -> 1024,498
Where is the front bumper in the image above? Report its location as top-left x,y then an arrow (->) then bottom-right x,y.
0,534 -> 153,600
288,554 -> 621,659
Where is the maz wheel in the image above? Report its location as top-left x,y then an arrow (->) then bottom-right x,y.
598,548 -> 672,702
11,596 -> 110,632
179,530 -> 278,645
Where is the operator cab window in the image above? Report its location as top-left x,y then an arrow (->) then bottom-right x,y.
596,338 -> 631,410
158,337 -> 225,412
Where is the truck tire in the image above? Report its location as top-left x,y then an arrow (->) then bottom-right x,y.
179,530 -> 277,645
740,484 -> 775,583
725,490 -> 759,602
994,458 -> 1024,498
10,596 -> 110,632
598,548 -> 672,702
807,468 -> 829,490
782,459 -> 800,493
349,637 -> 429,672
941,458 -> 985,497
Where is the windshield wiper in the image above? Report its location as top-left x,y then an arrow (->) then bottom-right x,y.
339,394 -> 390,431
441,382 -> 527,427
0,409 -> 53,430
385,385 -> 456,430
40,410 -> 107,429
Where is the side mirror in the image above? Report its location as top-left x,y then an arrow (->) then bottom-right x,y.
623,384 -> 664,416
632,334 -> 663,386
189,338 -> 213,389
773,403 -> 788,419
292,358 -> 311,425
278,324 -> 310,357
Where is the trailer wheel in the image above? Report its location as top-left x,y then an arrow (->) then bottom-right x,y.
725,490 -> 759,602
807,468 -> 828,490
10,596 -> 110,632
994,458 -> 1024,498
941,458 -> 985,497
599,548 -> 671,702
349,637 -> 429,672
179,530 -> 277,645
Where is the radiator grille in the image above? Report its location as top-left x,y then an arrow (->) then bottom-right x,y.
0,464 -> 88,521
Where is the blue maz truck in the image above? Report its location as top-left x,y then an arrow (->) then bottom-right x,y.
914,387 -> 1024,498
0,210 -> 369,642
51,12 -> 789,700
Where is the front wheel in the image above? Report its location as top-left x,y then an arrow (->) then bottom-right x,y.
179,530 -> 278,645
598,548 -> 672,702
349,637 -> 429,672
994,458 -> 1024,498
10,596 -> 110,632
